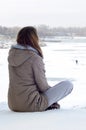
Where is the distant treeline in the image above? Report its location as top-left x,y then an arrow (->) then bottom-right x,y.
0,26 -> 20,39
0,25 -> 86,39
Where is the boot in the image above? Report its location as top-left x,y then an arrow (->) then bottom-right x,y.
46,102 -> 60,110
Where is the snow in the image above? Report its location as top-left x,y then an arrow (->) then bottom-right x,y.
0,108 -> 86,130
0,42 -> 86,130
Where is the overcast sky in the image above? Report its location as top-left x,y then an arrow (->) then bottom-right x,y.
0,0 -> 86,27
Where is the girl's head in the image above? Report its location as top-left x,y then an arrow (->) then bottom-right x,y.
17,26 -> 43,57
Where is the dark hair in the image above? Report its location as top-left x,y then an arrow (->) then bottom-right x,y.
16,26 -> 43,58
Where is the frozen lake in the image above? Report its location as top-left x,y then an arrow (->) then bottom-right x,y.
0,41 -> 86,109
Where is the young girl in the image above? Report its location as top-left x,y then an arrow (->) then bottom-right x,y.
8,26 -> 73,112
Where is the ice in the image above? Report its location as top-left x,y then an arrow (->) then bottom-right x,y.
0,42 -> 86,130
0,42 -> 86,108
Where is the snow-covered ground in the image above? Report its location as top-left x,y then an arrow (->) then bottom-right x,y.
0,42 -> 86,130
43,42 -> 86,109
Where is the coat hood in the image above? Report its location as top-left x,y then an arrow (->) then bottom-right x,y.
8,44 -> 38,67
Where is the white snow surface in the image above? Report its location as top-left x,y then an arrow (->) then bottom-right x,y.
0,42 -> 86,130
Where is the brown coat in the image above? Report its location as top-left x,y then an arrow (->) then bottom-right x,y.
8,48 -> 50,112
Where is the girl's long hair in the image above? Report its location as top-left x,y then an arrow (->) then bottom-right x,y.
16,26 -> 43,58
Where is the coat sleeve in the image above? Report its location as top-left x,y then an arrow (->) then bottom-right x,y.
32,55 -> 50,92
